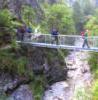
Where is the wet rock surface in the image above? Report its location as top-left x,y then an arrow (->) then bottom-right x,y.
43,51 -> 92,100
43,81 -> 69,100
0,72 -> 34,99
0,73 -> 13,95
9,85 -> 34,100
45,66 -> 67,85
26,47 -> 68,84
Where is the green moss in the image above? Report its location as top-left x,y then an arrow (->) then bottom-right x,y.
92,80 -> 98,100
0,48 -> 31,77
89,52 -> 98,99
89,52 -> 98,77
29,75 -> 45,100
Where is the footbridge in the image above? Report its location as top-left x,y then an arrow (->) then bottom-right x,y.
17,34 -> 98,52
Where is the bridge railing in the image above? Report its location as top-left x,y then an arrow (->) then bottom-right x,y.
30,34 -> 98,48
32,34 -> 98,47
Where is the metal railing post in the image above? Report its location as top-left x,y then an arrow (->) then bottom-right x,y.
45,34 -> 46,44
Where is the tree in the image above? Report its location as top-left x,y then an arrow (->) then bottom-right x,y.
82,0 -> 95,15
77,0 -> 95,15
41,4 -> 75,34
0,9 -> 15,45
85,8 -> 98,36
0,0 -> 9,9
21,5 -> 36,26
85,16 -> 98,36
14,0 -> 23,20
73,1 -> 85,33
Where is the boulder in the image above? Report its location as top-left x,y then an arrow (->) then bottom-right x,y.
9,85 -> 34,100
43,81 -> 69,100
45,66 -> 68,85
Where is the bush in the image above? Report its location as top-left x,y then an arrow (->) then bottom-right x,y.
0,49 -> 29,76
0,9 -> 21,46
89,52 -> 98,99
41,4 -> 75,34
29,75 -> 45,100
89,52 -> 98,77
0,9 -> 15,45
0,9 -> 13,35
92,80 -> 98,100
21,5 -> 36,26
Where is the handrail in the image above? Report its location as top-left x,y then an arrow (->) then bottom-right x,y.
17,33 -> 98,52
35,34 -> 98,38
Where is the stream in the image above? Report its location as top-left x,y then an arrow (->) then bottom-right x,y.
43,40 -> 92,100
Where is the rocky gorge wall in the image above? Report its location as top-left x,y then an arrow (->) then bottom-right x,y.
22,44 -> 68,85
0,44 -> 69,100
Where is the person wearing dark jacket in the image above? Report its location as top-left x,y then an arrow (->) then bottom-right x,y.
51,28 -> 59,44
82,30 -> 90,48
17,26 -> 26,41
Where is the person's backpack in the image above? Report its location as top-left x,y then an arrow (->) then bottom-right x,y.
27,27 -> 32,33
81,31 -> 85,37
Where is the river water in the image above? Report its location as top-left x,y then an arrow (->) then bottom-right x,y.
43,39 -> 92,100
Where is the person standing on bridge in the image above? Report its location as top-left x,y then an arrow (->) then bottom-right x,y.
82,30 -> 90,48
26,27 -> 33,40
17,25 -> 26,41
51,28 -> 59,44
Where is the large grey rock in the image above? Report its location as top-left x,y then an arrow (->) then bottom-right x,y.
9,85 -> 34,100
43,81 -> 69,100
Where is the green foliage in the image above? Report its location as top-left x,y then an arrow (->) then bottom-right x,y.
85,16 -> 98,36
89,52 -> 98,100
0,9 -> 12,27
92,80 -> 98,100
0,49 -> 28,76
74,87 -> 92,100
85,9 -> 98,36
0,9 -> 17,46
41,4 -> 75,34
83,0 -> 95,15
78,0 -> 95,15
73,1 -> 85,33
11,39 -> 19,49
89,52 -> 98,77
29,75 -> 45,100
85,7 -> 98,36
17,57 -> 27,76
0,9 -> 16,35
73,0 -> 95,33
73,1 -> 84,23
22,5 -> 36,26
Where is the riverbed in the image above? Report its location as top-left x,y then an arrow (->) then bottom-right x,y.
43,50 -> 92,100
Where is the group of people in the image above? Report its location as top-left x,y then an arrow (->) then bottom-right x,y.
17,26 -> 59,43
16,25 -> 90,48
16,25 -> 33,41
